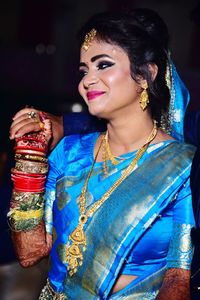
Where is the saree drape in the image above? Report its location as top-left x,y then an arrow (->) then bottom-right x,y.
43,133 -> 195,299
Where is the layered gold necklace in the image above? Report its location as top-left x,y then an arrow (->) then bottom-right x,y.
66,120 -> 157,276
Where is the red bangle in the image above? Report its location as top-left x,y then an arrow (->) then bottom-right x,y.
12,178 -> 46,190
16,134 -> 46,143
15,148 -> 46,156
15,145 -> 47,153
11,174 -> 46,182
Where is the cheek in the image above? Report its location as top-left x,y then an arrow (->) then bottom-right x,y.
78,81 -> 84,97
107,69 -> 132,86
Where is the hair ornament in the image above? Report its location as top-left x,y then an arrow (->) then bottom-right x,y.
82,28 -> 97,51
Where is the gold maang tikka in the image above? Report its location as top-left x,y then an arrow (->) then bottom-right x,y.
82,28 -> 97,51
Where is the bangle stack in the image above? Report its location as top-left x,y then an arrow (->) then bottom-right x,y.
8,112 -> 52,231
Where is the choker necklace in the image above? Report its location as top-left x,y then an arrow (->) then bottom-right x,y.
66,121 -> 157,276
103,120 -> 157,176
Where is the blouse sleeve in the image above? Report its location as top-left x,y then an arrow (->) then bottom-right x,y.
44,138 -> 66,234
166,178 -> 195,270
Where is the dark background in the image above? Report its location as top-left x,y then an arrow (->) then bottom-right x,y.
0,2 -> 200,299
1,0 -> 200,149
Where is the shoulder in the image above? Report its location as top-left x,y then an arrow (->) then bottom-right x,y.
62,132 -> 100,150
152,141 -> 196,177
160,142 -> 196,178
48,132 -> 100,164
168,141 -> 196,159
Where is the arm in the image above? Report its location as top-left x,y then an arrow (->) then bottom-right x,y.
9,115 -> 54,267
9,145 -> 62,267
156,268 -> 190,300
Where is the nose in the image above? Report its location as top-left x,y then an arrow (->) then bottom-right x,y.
82,72 -> 98,89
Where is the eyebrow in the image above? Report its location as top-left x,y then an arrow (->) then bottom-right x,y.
79,54 -> 112,67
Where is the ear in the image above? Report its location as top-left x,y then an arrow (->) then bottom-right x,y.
137,63 -> 158,89
148,63 -> 158,81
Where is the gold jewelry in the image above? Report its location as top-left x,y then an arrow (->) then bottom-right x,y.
104,131 -> 119,165
39,279 -> 67,300
165,61 -> 172,91
66,121 -> 157,276
15,153 -> 48,163
139,82 -> 149,110
102,131 -> 119,176
15,160 -> 48,174
39,122 -> 45,130
82,28 -> 97,51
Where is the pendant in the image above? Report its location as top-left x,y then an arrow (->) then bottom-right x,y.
66,216 -> 87,276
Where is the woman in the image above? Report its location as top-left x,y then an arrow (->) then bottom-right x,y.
9,10 -> 195,299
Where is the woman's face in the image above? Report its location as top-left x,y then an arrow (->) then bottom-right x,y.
78,39 -> 142,119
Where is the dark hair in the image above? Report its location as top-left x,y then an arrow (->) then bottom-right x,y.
78,10 -> 170,127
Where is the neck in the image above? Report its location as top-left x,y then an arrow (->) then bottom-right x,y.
106,114 -> 155,155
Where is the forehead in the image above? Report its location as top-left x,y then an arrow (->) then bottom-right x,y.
80,39 -> 129,62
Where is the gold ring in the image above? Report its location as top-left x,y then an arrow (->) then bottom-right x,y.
28,111 -> 37,119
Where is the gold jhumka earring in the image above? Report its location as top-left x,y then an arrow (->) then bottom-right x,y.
139,82 -> 149,111
82,28 -> 97,51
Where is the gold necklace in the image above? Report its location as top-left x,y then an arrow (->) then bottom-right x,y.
66,121 -> 157,276
103,120 -> 157,176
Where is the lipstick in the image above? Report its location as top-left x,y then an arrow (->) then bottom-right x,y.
87,91 -> 105,101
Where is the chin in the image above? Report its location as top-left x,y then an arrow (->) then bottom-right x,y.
88,105 -> 105,118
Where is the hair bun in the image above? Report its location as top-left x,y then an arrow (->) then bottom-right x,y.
127,8 -> 169,51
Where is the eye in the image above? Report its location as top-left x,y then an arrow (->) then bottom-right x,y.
78,69 -> 88,79
97,61 -> 115,70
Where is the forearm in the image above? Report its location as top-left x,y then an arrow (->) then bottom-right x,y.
156,268 -> 190,300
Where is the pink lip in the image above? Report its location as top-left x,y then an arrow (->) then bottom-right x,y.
87,91 -> 105,101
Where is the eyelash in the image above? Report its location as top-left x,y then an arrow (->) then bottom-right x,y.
97,61 -> 115,70
79,61 -> 115,78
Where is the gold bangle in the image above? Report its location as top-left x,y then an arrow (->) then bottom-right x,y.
15,153 -> 48,163
15,160 -> 48,174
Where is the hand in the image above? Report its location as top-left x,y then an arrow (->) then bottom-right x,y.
9,108 -> 64,150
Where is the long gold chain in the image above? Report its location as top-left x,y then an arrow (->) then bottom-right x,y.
66,121 -> 157,276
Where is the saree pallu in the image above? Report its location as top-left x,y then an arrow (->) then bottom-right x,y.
43,133 -> 195,299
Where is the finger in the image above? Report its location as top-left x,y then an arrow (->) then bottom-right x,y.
10,112 -> 33,130
12,108 -> 38,120
9,121 -> 41,139
10,109 -> 40,132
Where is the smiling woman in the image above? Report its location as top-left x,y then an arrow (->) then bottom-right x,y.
8,9 -> 195,300
78,43 -> 142,119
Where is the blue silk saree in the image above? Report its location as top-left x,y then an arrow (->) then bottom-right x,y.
41,132 -> 195,299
